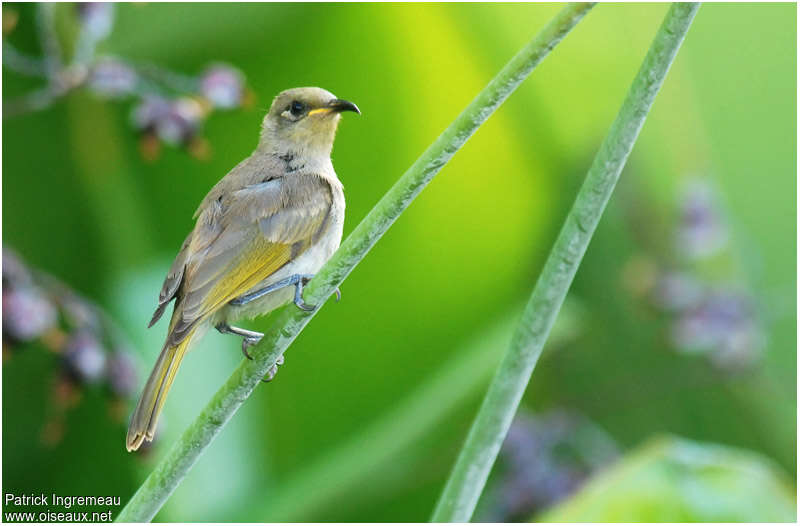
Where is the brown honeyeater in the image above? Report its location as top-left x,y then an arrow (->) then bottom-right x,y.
126,87 -> 360,452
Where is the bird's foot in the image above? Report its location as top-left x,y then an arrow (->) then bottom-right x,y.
262,354 -> 285,383
293,276 -> 316,311
215,323 -> 264,360
241,336 -> 262,360
292,277 -> 342,310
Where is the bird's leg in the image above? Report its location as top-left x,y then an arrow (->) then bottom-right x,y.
215,323 -> 263,360
228,275 -> 306,306
230,273 -> 340,312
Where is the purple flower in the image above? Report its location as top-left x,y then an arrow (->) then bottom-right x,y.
132,96 -> 206,145
63,331 -> 107,383
652,271 -> 705,312
2,286 -> 57,342
676,179 -> 729,260
77,3 -> 114,40
480,410 -> 618,521
159,98 -> 206,144
88,58 -> 138,98
2,246 -> 32,287
670,289 -> 764,369
200,65 -> 244,109
132,96 -> 172,131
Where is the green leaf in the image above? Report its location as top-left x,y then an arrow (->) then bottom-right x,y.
540,434 -> 796,522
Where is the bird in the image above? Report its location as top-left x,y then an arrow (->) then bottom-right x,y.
126,87 -> 360,452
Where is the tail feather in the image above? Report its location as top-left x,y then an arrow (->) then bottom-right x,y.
126,328 -> 196,452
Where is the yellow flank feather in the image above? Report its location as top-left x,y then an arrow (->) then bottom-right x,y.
192,237 -> 295,323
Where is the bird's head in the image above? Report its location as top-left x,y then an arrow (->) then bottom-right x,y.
260,87 -> 360,158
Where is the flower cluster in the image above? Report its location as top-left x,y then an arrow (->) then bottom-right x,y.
623,179 -> 765,372
3,246 -> 139,446
478,410 -> 619,521
3,3 -> 250,160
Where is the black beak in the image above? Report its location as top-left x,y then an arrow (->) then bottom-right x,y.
329,98 -> 361,115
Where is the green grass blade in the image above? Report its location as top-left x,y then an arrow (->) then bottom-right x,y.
430,3 -> 700,522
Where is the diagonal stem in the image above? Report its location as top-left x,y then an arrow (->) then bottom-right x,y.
2,86 -> 62,118
2,42 -> 47,77
116,3 -> 595,522
429,3 -> 700,522
36,3 -> 62,81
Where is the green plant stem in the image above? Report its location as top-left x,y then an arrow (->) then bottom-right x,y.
116,3 -> 594,522
430,3 -> 700,522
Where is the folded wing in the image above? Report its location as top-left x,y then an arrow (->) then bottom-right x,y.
152,174 -> 333,345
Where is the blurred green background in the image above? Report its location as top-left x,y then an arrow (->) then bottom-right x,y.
2,2 -> 796,522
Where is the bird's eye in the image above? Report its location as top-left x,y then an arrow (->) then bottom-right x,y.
289,100 -> 305,116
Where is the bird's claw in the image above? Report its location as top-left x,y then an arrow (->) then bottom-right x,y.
241,338 -> 257,360
294,299 -> 316,311
217,323 -> 262,360
294,277 -> 317,311
261,354 -> 285,383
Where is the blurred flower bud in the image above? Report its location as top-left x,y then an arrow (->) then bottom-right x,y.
133,96 -> 206,146
2,286 -> 57,342
158,98 -> 207,145
40,327 -> 68,353
187,136 -> 211,161
200,64 -> 245,109
132,96 -> 172,132
676,179 -> 729,260
88,58 -> 138,98
670,290 -> 763,370
63,330 -> 107,384
107,349 -> 138,397
133,137 -> 157,166
714,324 -> 764,371
2,8 -> 19,35
2,246 -> 33,287
77,3 -> 114,41
652,271 -> 705,312
479,410 -> 618,521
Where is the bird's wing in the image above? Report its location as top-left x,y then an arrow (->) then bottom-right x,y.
148,232 -> 193,328
148,157 -> 254,328
166,175 -> 333,346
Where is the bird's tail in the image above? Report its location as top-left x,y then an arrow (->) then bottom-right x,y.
126,327 -> 197,452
